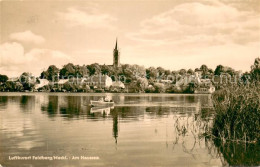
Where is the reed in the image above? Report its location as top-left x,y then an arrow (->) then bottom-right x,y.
211,82 -> 260,143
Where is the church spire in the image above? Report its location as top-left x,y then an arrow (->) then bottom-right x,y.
115,38 -> 118,49
113,38 -> 120,68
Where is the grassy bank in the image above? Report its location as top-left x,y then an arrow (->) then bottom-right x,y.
211,82 -> 260,143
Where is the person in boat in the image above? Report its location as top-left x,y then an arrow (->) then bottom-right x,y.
104,95 -> 111,102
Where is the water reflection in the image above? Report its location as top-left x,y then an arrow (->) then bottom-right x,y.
213,140 -> 260,166
60,96 -> 83,118
111,109 -> 119,144
20,95 -> 35,112
0,94 -> 258,166
41,96 -> 58,116
90,107 -> 112,116
0,96 -> 8,109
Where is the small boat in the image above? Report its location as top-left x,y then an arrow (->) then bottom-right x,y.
90,100 -> 114,107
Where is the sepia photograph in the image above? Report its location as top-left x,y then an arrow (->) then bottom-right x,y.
0,0 -> 259,166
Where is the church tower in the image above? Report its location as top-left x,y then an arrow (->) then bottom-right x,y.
113,39 -> 120,68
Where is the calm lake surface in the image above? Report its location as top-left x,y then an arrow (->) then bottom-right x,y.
0,93 -> 256,167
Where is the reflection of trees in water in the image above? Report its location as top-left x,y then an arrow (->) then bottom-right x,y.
20,96 -> 35,112
40,96 -> 90,118
41,96 -> 58,116
0,96 -> 8,108
60,96 -> 83,118
145,106 -> 171,118
120,95 -> 198,104
113,106 -> 144,120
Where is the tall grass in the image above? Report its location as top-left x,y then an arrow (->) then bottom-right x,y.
212,82 -> 260,143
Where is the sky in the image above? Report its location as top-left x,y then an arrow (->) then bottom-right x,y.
0,0 -> 260,77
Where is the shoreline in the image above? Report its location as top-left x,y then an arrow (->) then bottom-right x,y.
0,92 -> 212,96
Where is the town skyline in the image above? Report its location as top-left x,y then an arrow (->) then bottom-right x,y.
1,0 -> 260,77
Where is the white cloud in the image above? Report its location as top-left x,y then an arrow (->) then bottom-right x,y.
122,43 -> 259,72
0,42 -> 73,77
123,1 -> 260,71
127,1 -> 260,46
57,7 -> 116,29
9,30 -> 45,44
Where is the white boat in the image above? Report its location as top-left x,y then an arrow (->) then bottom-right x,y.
90,100 -> 114,107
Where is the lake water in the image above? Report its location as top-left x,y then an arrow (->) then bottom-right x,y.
0,93 -> 256,167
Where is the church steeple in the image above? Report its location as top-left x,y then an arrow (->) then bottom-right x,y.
113,38 -> 120,68
115,38 -> 118,50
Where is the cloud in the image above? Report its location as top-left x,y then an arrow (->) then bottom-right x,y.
122,43 -> 259,72
9,30 -> 45,44
122,1 -> 260,72
57,7 -> 116,29
0,42 -> 73,77
127,1 -> 260,46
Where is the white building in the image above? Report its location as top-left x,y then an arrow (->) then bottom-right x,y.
82,75 -> 113,89
112,81 -> 125,89
35,79 -> 49,89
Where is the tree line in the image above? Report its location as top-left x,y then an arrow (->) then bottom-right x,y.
0,58 -> 259,92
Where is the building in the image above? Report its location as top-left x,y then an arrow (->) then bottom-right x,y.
111,81 -> 125,89
113,39 -> 120,68
159,79 -> 173,84
35,79 -> 49,89
57,79 -> 69,85
82,75 -> 113,89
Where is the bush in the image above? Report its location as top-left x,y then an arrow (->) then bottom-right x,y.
212,82 -> 260,143
0,74 -> 8,83
153,83 -> 165,93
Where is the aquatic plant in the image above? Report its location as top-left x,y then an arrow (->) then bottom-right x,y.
213,140 -> 260,166
211,82 -> 260,143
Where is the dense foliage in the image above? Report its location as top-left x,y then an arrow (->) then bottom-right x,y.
212,82 -> 260,143
211,58 -> 260,143
0,74 -> 8,83
0,58 -> 259,93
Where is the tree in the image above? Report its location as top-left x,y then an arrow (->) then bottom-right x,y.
101,65 -> 114,75
4,81 -> 23,92
146,67 -> 158,79
40,65 -> 59,81
145,85 -> 155,93
252,57 -> 260,69
164,70 -> 171,76
154,83 -> 165,93
250,58 -> 260,81
200,64 -> 209,78
0,74 -> 8,83
208,68 -> 214,74
136,78 -> 148,92
225,67 -> 236,76
87,63 -> 101,76
187,69 -> 194,75
157,67 -> 165,76
179,69 -> 187,75
214,65 -> 224,75
19,72 -> 36,91
194,68 -> 200,72
59,63 -> 76,78
200,64 -> 208,72
121,64 -> 146,82
75,65 -> 88,77
132,64 -> 146,78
